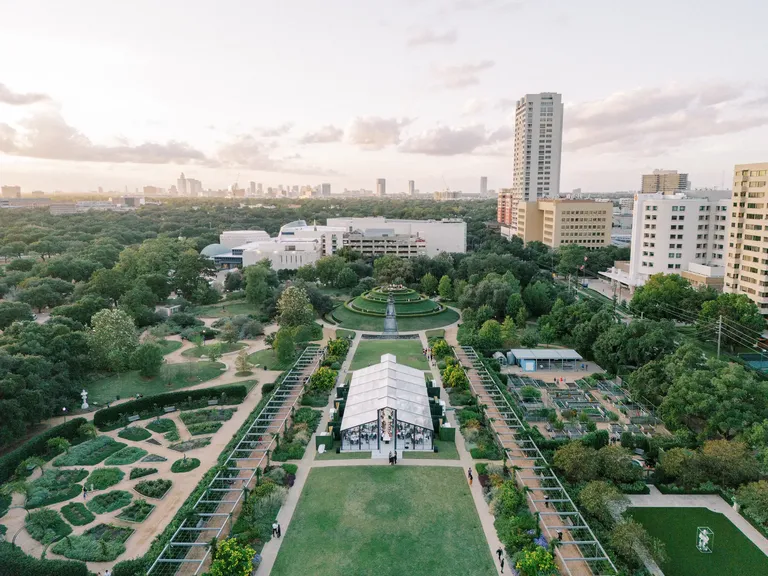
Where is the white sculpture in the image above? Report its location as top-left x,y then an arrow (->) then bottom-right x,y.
697,527 -> 713,553
80,389 -> 89,410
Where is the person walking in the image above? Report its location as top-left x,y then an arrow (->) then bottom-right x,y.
83,486 -> 88,500
272,521 -> 278,537
496,547 -> 503,561
544,494 -> 550,508
467,467 -> 473,486
388,451 -> 393,465
393,451 -> 397,465
276,523 -> 282,538
500,557 -> 504,573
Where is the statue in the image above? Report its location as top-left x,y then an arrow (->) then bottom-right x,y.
80,389 -> 89,410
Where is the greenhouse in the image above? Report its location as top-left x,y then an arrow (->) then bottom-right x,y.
340,354 -> 433,452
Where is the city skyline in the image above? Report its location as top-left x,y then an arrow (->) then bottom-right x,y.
1,0 -> 767,193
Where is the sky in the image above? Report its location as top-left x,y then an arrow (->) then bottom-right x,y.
0,0 -> 767,194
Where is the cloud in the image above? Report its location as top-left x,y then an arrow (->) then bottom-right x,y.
407,28 -> 458,47
214,133 -> 338,175
454,0 -> 522,11
399,123 -> 513,156
0,111 -> 207,164
254,123 -> 293,137
300,125 -> 344,144
346,116 -> 412,150
496,98 -> 518,111
462,98 -> 488,116
433,60 -> 495,89
0,83 -> 51,106
565,83 -> 768,154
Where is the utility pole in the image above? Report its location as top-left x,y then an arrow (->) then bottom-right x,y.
717,315 -> 722,359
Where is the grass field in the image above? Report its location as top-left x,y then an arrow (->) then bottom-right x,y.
349,339 -> 429,371
335,329 -> 356,339
425,329 -> 446,339
628,507 -> 768,576
192,301 -> 257,318
332,305 -> 459,332
88,362 -> 225,404
181,342 -> 247,358
155,339 -> 183,356
270,466 -> 496,576
315,447 -> 372,460
248,348 -> 295,371
403,439 -> 458,460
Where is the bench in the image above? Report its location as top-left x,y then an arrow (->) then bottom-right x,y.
127,415 -> 140,423
163,406 -> 177,413
207,399 -> 219,406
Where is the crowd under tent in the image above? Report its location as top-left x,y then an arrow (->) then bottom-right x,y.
340,354 -> 434,452
507,348 -> 583,372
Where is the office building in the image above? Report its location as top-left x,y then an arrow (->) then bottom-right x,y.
177,173 -> 187,196
512,198 -> 611,248
724,162 -> 768,313
601,189 -> 731,291
1,185 -> 21,198
497,92 -> 564,235
249,182 -> 256,196
619,197 -> 634,212
408,180 -> 415,196
376,178 -> 386,197
257,183 -> 263,195
433,190 -> 462,201
641,169 -> 690,194
480,177 -> 488,196
321,183 -> 331,197
188,178 -> 203,197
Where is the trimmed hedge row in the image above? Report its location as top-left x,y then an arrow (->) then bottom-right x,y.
0,542 -> 90,576
0,417 -> 88,485
94,385 -> 247,430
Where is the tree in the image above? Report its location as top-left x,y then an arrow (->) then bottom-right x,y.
0,301 -> 33,329
131,342 -> 163,378
736,480 -> 768,526
0,241 -> 27,258
478,319 -> 503,351
6,258 -> 35,272
553,442 -> 599,482
315,255 -> 347,287
515,306 -> 528,329
556,244 -> 588,276
629,273 -> 695,320
87,268 -> 129,305
431,339 -> 452,359
420,273 -> 438,296
700,439 -> 759,488
235,349 -> 252,374
295,264 -> 317,282
46,437 -> 70,455
699,292 -> 765,351
17,285 -> 63,312
207,343 -> 223,363
515,547 -> 558,576
501,316 -> 517,347
118,282 -> 158,324
309,366 -> 337,391
520,327 -> 539,348
438,275 -> 453,301
78,423 -> 98,439
277,286 -> 314,328
244,265 -> 275,307
51,294 -> 109,326
578,481 -> 628,525
539,324 -> 555,348
596,445 -> 642,483
522,281 -> 554,317
88,309 -> 138,371
610,519 -> 667,568
174,249 -> 217,303
373,255 -> 413,285
224,270 -> 243,292
220,322 -> 239,344
274,329 -> 295,366
336,267 -> 358,289
208,537 -> 256,576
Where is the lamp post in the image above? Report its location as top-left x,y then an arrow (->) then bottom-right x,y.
62,407 -> 67,423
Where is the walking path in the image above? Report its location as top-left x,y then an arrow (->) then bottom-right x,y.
628,485 -> 768,555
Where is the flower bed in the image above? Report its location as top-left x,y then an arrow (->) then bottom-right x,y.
25,508 -> 72,544
86,467 -> 125,490
272,408 -> 321,461
171,458 -> 200,473
117,499 -> 155,523
104,446 -> 148,465
141,454 -> 167,463
118,427 -> 152,442
186,421 -> 223,435
27,468 -> 88,508
60,502 -> 95,526
52,524 -> 134,562
134,479 -> 172,499
129,467 -> 158,480
53,437 -> 127,467
179,408 -> 235,425
86,490 -> 133,514
170,437 -> 211,452
145,419 -> 177,434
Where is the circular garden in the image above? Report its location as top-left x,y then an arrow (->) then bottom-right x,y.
331,286 -> 459,331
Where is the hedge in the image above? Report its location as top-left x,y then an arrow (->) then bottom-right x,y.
94,385 -> 248,430
0,542 -> 90,576
0,417 -> 88,485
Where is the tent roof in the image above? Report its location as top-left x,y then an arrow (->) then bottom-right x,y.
509,348 -> 583,361
341,354 -> 433,431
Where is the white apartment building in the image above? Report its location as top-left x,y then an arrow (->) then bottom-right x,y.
724,162 -> 768,313
376,179 -> 386,197
326,216 -> 466,255
498,92 -> 564,234
600,190 -> 730,290
408,180 -> 415,196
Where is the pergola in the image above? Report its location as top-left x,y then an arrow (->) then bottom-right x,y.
341,354 -> 433,452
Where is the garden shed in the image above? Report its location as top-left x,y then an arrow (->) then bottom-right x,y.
340,354 -> 433,452
507,348 -> 582,372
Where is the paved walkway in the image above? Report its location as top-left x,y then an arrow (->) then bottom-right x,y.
628,485 -> 768,555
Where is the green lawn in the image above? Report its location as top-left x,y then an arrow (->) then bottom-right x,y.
332,305 -> 459,332
425,329 -> 446,339
315,447 -> 372,460
248,348 -> 295,371
270,466 -> 496,576
191,301 -> 257,318
88,362 -> 226,404
349,339 -> 429,371
628,507 -> 768,576
403,439 -> 458,460
335,329 -> 356,340
155,339 -> 183,356
181,342 -> 246,358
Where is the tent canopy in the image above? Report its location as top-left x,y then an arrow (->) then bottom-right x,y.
509,348 -> 583,361
341,354 -> 433,431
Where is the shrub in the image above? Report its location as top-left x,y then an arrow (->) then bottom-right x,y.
86,490 -> 133,514
170,438 -> 210,452
281,463 -> 298,475
86,467 -> 125,490
141,454 -> 167,463
145,419 -> 176,434
54,437 -> 127,467
187,422 -> 223,435
127,466 -> 157,480
26,468 -> 88,508
309,366 -> 337,392
0,417 -> 88,484
135,479 -> 173,499
25,509 -> 72,544
60,502 -> 95,526
0,541 -> 90,576
104,447 -> 148,466
171,458 -> 200,473
117,427 -> 152,442
180,408 -> 235,425
164,430 -> 180,442
262,383 -> 276,395
93,385 -> 248,429
52,524 -> 133,562
208,537 -> 256,576
117,499 -> 155,523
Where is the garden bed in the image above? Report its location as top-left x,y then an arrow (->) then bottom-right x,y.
180,408 -> 235,425
53,437 -> 127,467
86,467 -> 125,490
52,523 -> 134,562
272,408 -> 322,461
129,467 -> 158,480
104,446 -> 148,465
134,478 -> 173,499
141,454 -> 167,463
118,427 -> 152,442
117,499 -> 155,523
145,419 -> 177,434
60,502 -> 95,526
86,490 -> 133,514
171,457 -> 200,473
25,509 -> 72,544
26,468 -> 88,508
169,437 -> 211,452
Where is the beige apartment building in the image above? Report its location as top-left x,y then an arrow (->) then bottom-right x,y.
641,169 -> 690,194
513,198 -> 611,248
724,162 -> 768,314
